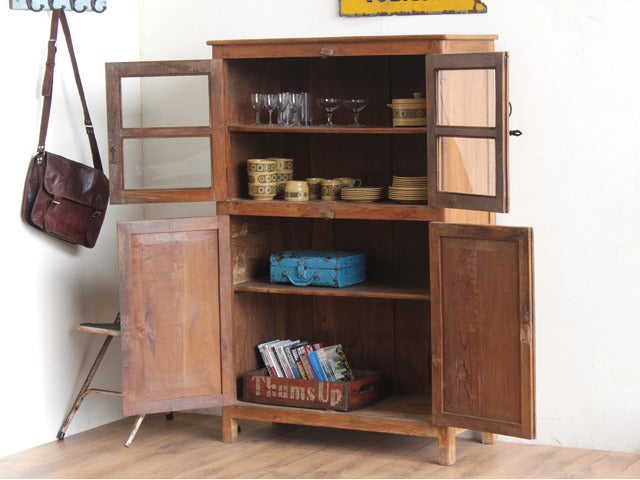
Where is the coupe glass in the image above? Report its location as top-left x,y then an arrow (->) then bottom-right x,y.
343,99 -> 368,127
250,93 -> 264,125
316,98 -> 341,126
264,93 -> 278,125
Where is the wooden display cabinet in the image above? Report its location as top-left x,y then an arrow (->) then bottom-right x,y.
109,35 -> 534,466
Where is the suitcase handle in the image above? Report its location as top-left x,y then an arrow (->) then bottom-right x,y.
284,269 -> 319,287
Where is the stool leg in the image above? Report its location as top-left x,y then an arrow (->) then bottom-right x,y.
124,415 -> 145,447
57,335 -> 115,440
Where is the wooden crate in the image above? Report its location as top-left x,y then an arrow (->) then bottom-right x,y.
242,369 -> 384,411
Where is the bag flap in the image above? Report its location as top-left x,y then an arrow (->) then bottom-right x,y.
43,153 -> 109,209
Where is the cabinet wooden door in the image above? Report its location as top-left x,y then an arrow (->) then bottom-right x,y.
429,223 -> 535,438
118,216 -> 233,416
106,60 -> 225,204
426,52 -> 509,213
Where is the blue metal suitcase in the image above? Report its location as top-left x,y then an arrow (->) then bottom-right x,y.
270,250 -> 366,288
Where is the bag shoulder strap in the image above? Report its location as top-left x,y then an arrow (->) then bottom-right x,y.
37,9 -> 103,172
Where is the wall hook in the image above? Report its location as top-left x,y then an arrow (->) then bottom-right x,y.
11,0 -> 106,13
25,0 -> 44,12
70,0 -> 87,12
90,0 -> 105,13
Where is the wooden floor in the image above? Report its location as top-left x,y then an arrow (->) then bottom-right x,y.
1,413 -> 639,478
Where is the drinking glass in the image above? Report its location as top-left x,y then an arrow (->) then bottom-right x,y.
277,92 -> 291,125
317,98 -> 341,126
343,99 -> 368,127
290,93 -> 305,126
250,93 -> 264,125
264,93 -> 278,125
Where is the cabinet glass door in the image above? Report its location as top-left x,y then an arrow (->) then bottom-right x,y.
106,60 -> 224,204
426,53 -> 509,212
118,216 -> 233,416
429,223 -> 535,438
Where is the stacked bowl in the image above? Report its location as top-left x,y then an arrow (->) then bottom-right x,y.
247,159 -> 277,200
269,157 -> 294,199
388,176 -> 428,204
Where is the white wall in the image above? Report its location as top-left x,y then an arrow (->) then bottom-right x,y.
0,0 -> 638,459
0,2 -> 142,458
137,0 -> 640,454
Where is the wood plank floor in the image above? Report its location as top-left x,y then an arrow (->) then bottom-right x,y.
1,413 -> 639,478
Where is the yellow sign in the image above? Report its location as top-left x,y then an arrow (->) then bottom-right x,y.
340,0 -> 487,16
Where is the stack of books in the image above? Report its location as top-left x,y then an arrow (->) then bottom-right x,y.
257,339 -> 354,382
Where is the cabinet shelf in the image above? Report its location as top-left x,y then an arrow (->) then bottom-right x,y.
229,395 -> 442,438
218,199 -> 444,222
234,279 -> 430,301
228,124 -> 426,135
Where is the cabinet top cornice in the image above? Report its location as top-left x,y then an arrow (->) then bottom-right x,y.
207,34 -> 498,59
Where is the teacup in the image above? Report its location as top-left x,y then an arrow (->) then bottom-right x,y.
284,181 -> 309,202
321,179 -> 342,201
306,177 -> 323,200
335,177 -> 362,188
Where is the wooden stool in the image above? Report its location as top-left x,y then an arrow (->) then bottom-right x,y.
56,313 -> 149,447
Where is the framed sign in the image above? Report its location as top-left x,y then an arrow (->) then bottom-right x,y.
340,0 -> 487,17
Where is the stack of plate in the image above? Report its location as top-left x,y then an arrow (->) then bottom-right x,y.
340,186 -> 385,203
388,176 -> 428,203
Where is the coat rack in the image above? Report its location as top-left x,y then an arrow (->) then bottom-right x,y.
10,0 -> 106,13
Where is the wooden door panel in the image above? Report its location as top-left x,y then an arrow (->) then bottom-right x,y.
118,217 -> 232,416
430,223 -> 534,438
426,52 -> 509,213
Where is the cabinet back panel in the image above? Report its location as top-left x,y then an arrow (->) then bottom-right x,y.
229,133 -> 426,199
277,296 -> 430,395
230,216 -> 431,396
227,59 -> 309,125
308,135 -> 392,188
229,134 -> 310,199
226,56 -> 425,127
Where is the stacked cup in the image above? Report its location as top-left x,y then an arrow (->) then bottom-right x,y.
247,159 -> 277,200
269,157 -> 294,199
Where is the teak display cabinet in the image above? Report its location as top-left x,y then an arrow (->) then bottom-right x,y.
108,35 -> 535,466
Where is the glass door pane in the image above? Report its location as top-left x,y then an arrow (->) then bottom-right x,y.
106,60 -> 218,204
426,52 -> 508,213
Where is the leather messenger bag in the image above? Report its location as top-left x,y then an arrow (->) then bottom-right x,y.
22,9 -> 109,248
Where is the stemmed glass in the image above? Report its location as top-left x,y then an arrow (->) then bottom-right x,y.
343,99 -> 368,127
250,93 -> 264,125
290,93 -> 305,126
316,98 -> 341,126
264,93 -> 278,125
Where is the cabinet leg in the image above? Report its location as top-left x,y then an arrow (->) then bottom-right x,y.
437,426 -> 457,466
481,432 -> 496,445
221,407 -> 238,444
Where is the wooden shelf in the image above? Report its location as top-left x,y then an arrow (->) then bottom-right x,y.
235,279 -> 429,301
228,124 -> 426,135
217,199 -> 444,222
228,395 -> 443,438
